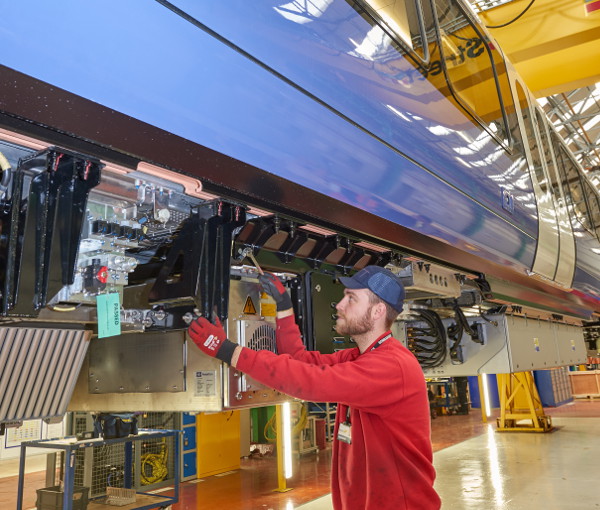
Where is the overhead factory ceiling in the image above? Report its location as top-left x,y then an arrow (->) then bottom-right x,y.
537,85 -> 600,189
469,0 -> 600,190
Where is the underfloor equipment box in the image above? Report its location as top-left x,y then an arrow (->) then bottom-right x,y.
398,314 -> 587,377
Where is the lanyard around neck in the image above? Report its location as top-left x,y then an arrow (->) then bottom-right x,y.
370,332 -> 392,351
344,333 -> 392,425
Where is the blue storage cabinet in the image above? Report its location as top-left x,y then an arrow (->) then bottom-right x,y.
468,375 -> 500,409
182,412 -> 198,480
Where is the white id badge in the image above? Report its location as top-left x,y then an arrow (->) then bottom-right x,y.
337,423 -> 352,444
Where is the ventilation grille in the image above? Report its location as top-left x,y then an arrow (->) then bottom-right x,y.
0,327 -> 90,424
243,323 -> 276,353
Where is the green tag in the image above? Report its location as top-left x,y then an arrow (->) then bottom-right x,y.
96,293 -> 121,338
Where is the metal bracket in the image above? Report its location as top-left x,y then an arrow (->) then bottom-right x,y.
0,147 -> 102,316
147,200 -> 246,323
234,215 -> 392,274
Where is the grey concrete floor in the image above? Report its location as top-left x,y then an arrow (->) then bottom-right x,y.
297,417 -> 600,509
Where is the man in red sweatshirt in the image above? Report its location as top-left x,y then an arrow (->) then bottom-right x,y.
188,265 -> 440,510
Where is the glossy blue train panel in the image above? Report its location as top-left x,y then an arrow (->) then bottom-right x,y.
175,0 -> 535,224
0,0 -> 599,313
0,0 -> 537,271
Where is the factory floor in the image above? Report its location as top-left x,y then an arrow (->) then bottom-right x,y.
3,401 -> 600,509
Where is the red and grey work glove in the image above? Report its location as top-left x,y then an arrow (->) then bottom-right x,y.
258,273 -> 293,311
188,317 -> 238,364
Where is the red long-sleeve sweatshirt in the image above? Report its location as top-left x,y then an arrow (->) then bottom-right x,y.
235,315 -> 440,510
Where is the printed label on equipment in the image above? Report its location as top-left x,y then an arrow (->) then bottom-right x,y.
260,292 -> 277,317
195,371 -> 217,397
96,293 -> 121,338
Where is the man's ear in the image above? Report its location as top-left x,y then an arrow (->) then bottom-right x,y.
372,302 -> 386,322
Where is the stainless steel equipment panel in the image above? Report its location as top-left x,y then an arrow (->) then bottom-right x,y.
69,335 -> 223,413
88,331 -> 185,393
397,314 -> 586,376
225,278 -> 290,408
554,321 -> 588,366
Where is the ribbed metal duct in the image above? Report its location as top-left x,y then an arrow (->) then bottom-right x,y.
0,327 -> 90,424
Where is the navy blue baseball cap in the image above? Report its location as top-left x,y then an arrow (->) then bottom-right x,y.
339,266 -> 405,312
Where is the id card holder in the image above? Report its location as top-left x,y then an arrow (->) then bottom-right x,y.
337,422 -> 352,444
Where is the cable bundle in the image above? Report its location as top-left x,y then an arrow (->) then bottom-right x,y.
447,301 -> 480,364
140,439 -> 169,485
406,309 -> 447,368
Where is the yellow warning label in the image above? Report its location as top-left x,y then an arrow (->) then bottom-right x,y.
259,292 -> 277,317
243,296 -> 257,315
261,303 -> 277,317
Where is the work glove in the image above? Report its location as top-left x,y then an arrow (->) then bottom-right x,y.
258,272 -> 293,311
188,316 -> 238,364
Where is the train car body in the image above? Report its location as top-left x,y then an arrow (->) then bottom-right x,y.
0,0 -> 599,425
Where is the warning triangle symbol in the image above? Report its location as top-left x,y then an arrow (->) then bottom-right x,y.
243,296 -> 257,315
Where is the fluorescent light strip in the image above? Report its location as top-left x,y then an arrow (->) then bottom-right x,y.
282,402 -> 293,479
481,374 -> 492,417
